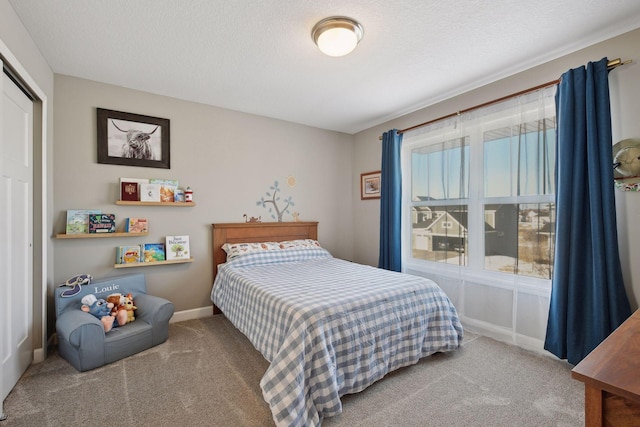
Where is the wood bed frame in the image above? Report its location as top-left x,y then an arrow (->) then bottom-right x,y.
211,222 -> 319,314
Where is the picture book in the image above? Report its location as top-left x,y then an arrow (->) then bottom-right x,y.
116,245 -> 142,264
174,188 -> 185,203
124,217 -> 148,233
66,209 -> 101,234
120,181 -> 140,201
142,243 -> 165,262
150,179 -> 179,203
140,183 -> 161,202
166,235 -> 190,260
88,213 -> 116,233
149,179 -> 179,187
159,186 -> 174,202
119,177 -> 149,200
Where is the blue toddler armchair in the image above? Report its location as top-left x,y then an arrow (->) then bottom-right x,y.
54,273 -> 174,372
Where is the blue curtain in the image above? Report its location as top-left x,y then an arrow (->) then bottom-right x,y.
544,58 -> 631,365
378,129 -> 403,271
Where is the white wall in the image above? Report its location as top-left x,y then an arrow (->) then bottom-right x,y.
353,28 -> 640,315
53,75 -> 354,326
0,0 -> 54,356
609,34 -> 640,309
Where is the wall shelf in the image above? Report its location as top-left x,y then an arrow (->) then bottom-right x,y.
59,196 -> 193,268
115,201 -> 196,207
56,232 -> 149,239
114,258 -> 194,269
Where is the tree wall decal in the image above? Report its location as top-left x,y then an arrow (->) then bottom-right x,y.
257,180 -> 295,222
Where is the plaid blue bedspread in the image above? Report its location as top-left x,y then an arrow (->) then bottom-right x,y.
211,248 -> 463,427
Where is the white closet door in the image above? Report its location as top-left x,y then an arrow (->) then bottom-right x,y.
1,65 -> 34,408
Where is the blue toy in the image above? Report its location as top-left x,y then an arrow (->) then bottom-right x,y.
80,294 -> 121,332
59,273 -> 93,297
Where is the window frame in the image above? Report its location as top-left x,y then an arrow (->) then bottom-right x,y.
402,97 -> 556,292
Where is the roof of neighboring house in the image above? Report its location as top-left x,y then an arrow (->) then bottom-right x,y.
414,211 -> 467,233
414,218 -> 438,229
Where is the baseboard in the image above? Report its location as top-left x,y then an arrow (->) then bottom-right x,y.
461,318 -> 513,344
462,318 -> 552,358
31,334 -> 55,364
169,306 -> 213,323
33,347 -> 46,364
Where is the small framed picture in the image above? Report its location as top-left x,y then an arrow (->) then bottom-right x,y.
361,170 -> 381,200
97,108 -> 170,169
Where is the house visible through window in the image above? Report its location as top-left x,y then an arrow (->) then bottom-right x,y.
404,89 -> 556,280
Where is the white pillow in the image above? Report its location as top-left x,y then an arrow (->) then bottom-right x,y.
222,241 -> 281,260
278,239 -> 322,250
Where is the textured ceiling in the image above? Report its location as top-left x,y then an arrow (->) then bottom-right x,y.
8,0 -> 640,134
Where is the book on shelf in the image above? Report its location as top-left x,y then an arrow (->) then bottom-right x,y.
140,183 -> 161,202
119,177 -> 149,200
150,179 -> 179,203
174,188 -> 185,203
88,213 -> 116,233
120,181 -> 140,201
124,217 -> 148,233
142,243 -> 165,262
116,245 -> 143,264
166,235 -> 190,260
66,209 -> 101,234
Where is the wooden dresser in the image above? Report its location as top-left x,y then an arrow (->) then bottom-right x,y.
572,309 -> 640,426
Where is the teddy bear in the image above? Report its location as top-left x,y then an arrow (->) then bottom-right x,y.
80,295 -> 116,332
106,293 -> 123,313
105,293 -> 128,326
122,293 -> 137,323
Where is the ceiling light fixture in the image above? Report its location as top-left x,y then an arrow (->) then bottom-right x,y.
312,16 -> 364,57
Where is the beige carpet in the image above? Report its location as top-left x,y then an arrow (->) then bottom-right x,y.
2,316 -> 584,426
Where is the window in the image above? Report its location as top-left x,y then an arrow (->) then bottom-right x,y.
404,88 -> 556,280
482,118 -> 555,279
410,136 -> 469,266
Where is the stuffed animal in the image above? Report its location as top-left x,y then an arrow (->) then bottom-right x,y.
58,273 -> 93,298
122,293 -> 137,323
81,295 -> 116,332
105,293 -> 128,326
105,293 -> 120,311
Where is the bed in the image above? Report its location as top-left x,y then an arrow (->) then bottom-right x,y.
211,222 -> 463,427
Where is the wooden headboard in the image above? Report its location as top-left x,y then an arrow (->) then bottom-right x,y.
211,222 -> 319,313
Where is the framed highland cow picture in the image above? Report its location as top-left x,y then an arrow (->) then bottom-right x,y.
97,108 -> 170,169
